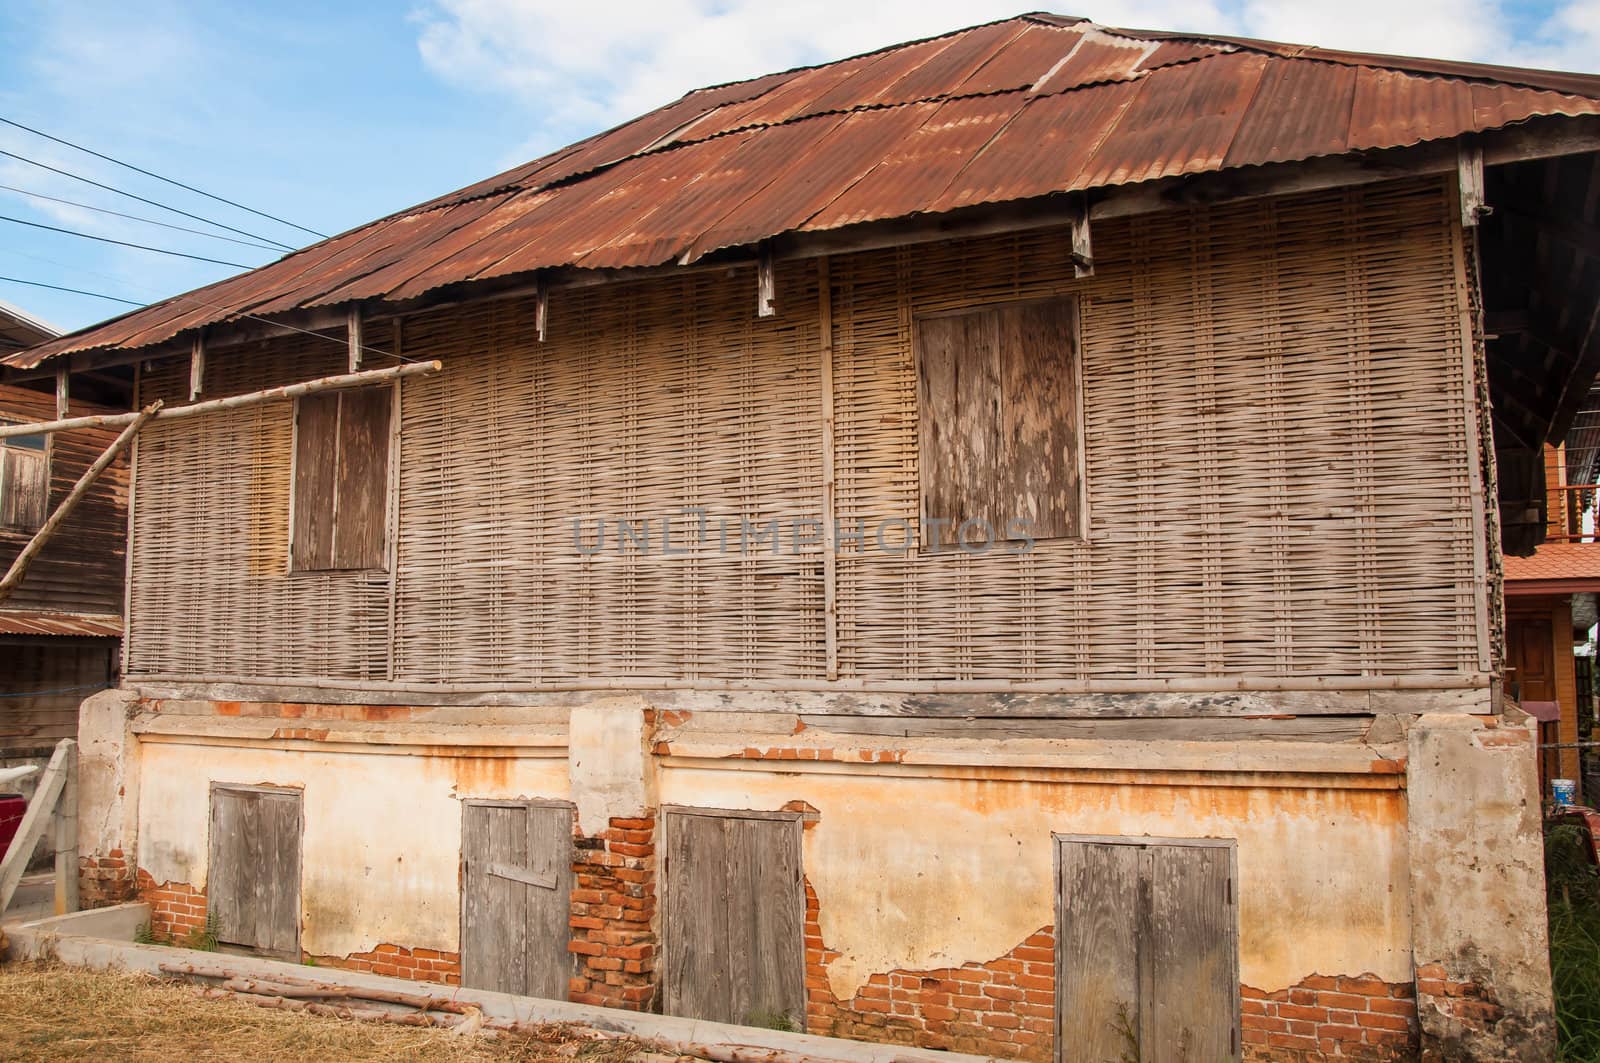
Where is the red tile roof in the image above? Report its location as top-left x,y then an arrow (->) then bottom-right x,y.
9,11 -> 1600,368
1505,543 -> 1600,592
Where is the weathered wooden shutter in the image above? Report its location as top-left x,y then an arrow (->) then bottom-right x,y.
662,809 -> 804,1028
1056,836 -> 1239,1063
291,387 -> 391,571
208,786 -> 302,957
460,801 -> 574,999
0,441 -> 48,531
916,297 -> 1081,545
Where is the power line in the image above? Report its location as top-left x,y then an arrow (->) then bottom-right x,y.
0,115 -> 328,240
0,247 -> 419,365
0,275 -> 145,306
0,148 -> 296,251
0,183 -> 286,252
0,213 -> 255,268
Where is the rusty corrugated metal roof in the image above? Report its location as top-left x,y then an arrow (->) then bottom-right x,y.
12,10 -> 1600,369
0,610 -> 121,638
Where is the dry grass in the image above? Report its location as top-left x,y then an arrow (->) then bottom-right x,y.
0,962 -> 653,1063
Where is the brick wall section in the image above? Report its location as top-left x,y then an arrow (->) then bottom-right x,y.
135,869 -> 207,942
1414,963 -> 1506,1045
802,879 -> 1054,1061
319,944 -> 461,985
79,848 -> 136,908
569,814 -> 657,1012
1243,975 -> 1418,1060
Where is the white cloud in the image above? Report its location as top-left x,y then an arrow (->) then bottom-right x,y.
415,0 -> 1600,143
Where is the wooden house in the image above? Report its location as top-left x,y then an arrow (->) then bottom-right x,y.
7,13 -> 1600,1061
0,301 -> 125,787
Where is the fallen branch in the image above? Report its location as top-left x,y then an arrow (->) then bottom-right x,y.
217,975 -> 469,1013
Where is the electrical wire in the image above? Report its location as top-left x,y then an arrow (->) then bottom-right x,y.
0,148 -> 296,251
0,183 -> 286,252
0,246 -> 419,365
0,213 -> 256,268
0,115 -> 328,240
0,275 -> 144,306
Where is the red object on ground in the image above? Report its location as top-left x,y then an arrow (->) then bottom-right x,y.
0,793 -> 25,862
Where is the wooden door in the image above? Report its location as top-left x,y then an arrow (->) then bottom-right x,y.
208,785 -> 302,958
460,801 -> 574,998
662,808 -> 804,1028
1507,614 -> 1556,704
1056,836 -> 1239,1063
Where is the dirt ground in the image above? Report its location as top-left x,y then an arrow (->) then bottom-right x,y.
0,962 -> 655,1063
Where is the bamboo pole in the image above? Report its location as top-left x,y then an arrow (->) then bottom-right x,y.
817,257 -> 838,681
0,360 -> 442,440
0,403 -> 160,604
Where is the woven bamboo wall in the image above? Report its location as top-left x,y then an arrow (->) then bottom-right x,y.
125,177 -> 1483,687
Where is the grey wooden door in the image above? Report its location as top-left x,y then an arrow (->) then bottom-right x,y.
1056,836 -> 1240,1063
460,801 -> 574,998
208,785 -> 301,958
662,809 -> 804,1028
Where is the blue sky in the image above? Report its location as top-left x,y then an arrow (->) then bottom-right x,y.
0,0 -> 1597,333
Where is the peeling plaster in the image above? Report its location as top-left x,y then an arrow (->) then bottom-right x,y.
657,763 -> 1411,999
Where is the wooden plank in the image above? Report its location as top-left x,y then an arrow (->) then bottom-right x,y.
487,861 -> 556,890
1001,299 -> 1078,540
740,816 -> 804,1028
54,367 -> 67,421
917,310 -> 1002,545
461,802 -> 532,995
259,790 -> 302,957
1145,843 -> 1239,1062
1057,838 -> 1141,1063
1070,196 -> 1093,278
290,393 -> 338,572
208,787 -> 246,946
331,387 -> 391,570
663,810 -> 732,1022
757,247 -> 775,318
524,803 -> 574,1001
460,803 -> 491,992
817,257 -> 838,681
1458,139 -> 1487,228
800,714 -> 1374,743
347,307 -> 364,373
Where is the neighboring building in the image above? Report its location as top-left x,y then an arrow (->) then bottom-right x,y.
0,301 -> 125,785
9,13 -> 1600,1062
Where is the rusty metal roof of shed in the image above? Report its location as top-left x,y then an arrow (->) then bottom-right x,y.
12,10 -> 1600,368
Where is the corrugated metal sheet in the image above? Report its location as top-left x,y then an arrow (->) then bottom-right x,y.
0,611 -> 121,638
11,11 -> 1600,368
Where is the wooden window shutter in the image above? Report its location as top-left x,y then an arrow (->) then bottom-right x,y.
916,297 -> 1082,545
291,386 -> 391,571
0,431 -> 49,532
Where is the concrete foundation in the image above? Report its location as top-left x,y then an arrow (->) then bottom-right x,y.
76,695 -> 1559,1062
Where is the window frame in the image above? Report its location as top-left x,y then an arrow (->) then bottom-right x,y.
911,294 -> 1088,551
286,384 -> 397,574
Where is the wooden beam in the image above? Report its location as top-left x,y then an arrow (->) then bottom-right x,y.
0,739 -> 74,916
535,276 -> 548,342
0,402 -> 160,604
54,366 -> 67,420
188,332 -> 205,400
1071,194 -> 1093,278
347,306 -> 363,373
817,257 -> 838,681
0,360 -> 441,441
53,745 -> 77,915
756,246 -> 775,318
1459,138 -> 1488,227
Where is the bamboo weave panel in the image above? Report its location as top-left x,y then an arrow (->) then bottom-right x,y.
123,177 -> 1480,686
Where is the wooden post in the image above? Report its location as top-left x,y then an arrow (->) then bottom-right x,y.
0,402 -> 161,604
535,276 -> 548,342
189,333 -> 205,400
1459,139 -> 1488,227
53,748 -> 78,915
0,360 -> 442,441
1071,194 -> 1094,278
347,306 -> 364,372
0,738 -> 74,916
757,247 -> 776,318
818,258 -> 839,681
54,366 -> 68,420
